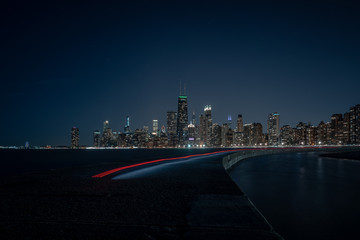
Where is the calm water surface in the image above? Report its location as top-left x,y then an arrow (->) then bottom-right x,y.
229,152 -> 360,240
0,148 -> 222,177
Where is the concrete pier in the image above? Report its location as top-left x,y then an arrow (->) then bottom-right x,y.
1,147 -> 358,239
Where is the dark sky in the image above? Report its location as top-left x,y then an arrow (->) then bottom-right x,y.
1,1 -> 359,146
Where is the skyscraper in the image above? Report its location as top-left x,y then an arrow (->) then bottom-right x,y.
152,120 -> 159,136
330,114 -> 343,144
199,114 -> 205,145
166,111 -> 177,134
103,127 -> 113,147
93,130 -> 101,147
237,114 -> 244,132
253,123 -> 264,145
177,95 -> 188,145
295,122 -> 307,145
167,111 -> 178,147
267,113 -> 280,146
124,115 -> 131,134
350,104 -> 360,144
101,120 -> 113,147
307,125 -> 318,146
204,105 -> 212,146
221,123 -> 229,147
317,121 -> 327,145
191,111 -> 196,125
187,123 -> 195,146
25,141 -> 30,149
103,120 -> 109,134
228,115 -> 232,129
211,123 -> 222,147
243,123 -> 263,146
143,126 -> 149,133
343,112 -> 350,144
71,127 -> 79,148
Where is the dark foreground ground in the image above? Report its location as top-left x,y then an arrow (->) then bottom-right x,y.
0,150 -> 282,240
320,150 -> 360,160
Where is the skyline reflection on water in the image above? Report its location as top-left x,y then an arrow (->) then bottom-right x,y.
229,152 -> 360,240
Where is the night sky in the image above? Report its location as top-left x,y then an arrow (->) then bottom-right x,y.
1,1 -> 359,146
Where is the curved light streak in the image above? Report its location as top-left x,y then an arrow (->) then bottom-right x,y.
92,149 -> 240,178
91,146 -> 339,178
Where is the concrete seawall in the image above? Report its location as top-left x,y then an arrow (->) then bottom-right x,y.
221,146 -> 360,240
222,146 -> 360,171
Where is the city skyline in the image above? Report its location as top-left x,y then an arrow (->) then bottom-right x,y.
2,88 -> 360,147
1,1 -> 359,146
57,101 -> 360,148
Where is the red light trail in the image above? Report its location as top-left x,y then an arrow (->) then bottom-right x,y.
92,146 -> 339,178
92,149 -> 241,178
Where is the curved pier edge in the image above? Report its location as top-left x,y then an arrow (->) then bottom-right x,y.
221,146 -> 360,240
223,146 -> 360,171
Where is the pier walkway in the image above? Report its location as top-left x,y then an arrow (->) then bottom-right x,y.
1,147 -> 358,239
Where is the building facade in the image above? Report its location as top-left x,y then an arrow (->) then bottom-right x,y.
243,123 -> 263,146
177,95 -> 188,146
280,125 -> 295,145
350,104 -> 360,144
152,120 -> 159,136
166,111 -> 177,135
124,115 -> 131,134
204,105 -> 212,147
267,113 -> 280,145
71,127 -> 79,148
93,130 -> 101,147
237,114 -> 244,133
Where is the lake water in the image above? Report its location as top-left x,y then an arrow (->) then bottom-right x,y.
229,152 -> 360,240
0,148 -> 222,177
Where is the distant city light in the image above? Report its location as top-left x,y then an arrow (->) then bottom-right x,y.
68,98 -> 359,149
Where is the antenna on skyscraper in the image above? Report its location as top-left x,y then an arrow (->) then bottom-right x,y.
184,83 -> 186,95
179,81 -> 182,95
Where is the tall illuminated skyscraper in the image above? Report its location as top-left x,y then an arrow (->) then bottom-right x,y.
177,94 -> 188,145
124,115 -> 131,134
103,120 -> 109,134
71,127 -> 79,148
152,120 -> 159,136
267,113 -> 280,145
204,105 -> 212,146
228,114 -> 232,129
